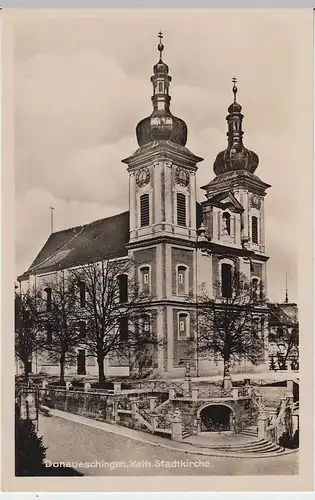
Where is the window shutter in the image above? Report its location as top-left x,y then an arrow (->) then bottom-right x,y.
140,194 -> 150,227
252,216 -> 259,244
177,193 -> 186,226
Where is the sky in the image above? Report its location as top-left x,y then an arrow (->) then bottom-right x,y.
14,9 -> 303,303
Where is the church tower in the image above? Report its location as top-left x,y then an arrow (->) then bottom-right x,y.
200,79 -> 271,298
122,34 -> 203,376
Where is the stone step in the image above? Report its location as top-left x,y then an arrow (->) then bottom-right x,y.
216,442 -> 284,454
240,430 -> 258,437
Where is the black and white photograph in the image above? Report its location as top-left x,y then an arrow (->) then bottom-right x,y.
3,7 -> 313,490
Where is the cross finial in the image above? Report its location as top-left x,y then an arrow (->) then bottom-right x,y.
157,31 -> 164,58
232,77 -> 238,102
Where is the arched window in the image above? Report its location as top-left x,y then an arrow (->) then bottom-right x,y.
222,212 -> 231,235
78,281 -> 86,308
78,320 -> 86,340
140,193 -> 150,227
140,266 -> 150,294
178,313 -> 189,340
117,274 -> 128,303
221,264 -> 232,298
177,193 -> 187,226
177,265 -> 188,295
44,287 -> 52,312
251,216 -> 259,244
141,314 -> 151,333
119,316 -> 128,342
158,81 -> 163,93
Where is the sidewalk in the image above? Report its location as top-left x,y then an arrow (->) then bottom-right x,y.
43,408 -> 298,459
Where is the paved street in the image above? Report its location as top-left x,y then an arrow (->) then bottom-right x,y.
38,414 -> 298,476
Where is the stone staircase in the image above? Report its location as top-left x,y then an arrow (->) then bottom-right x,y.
239,425 -> 258,438
182,423 -> 296,458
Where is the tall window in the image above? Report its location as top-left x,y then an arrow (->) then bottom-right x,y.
140,266 -> 150,294
119,316 -> 129,342
177,193 -> 186,226
117,274 -> 128,303
252,216 -> 259,244
222,212 -> 231,235
45,287 -> 52,312
78,320 -> 86,340
78,281 -> 86,308
221,264 -> 233,298
177,265 -> 188,295
140,193 -> 150,227
251,277 -> 259,301
46,323 -> 53,344
178,313 -> 189,340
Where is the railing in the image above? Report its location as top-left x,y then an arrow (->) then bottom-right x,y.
197,387 -> 232,399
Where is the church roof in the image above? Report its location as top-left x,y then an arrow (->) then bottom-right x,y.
18,203 -> 204,282
268,302 -> 298,327
18,211 -> 130,281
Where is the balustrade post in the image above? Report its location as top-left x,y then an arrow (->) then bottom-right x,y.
286,380 -> 294,398
191,388 -> 198,402
65,381 -> 71,391
148,396 -> 157,411
258,404 -> 267,439
84,382 -> 91,392
169,387 -> 175,400
150,415 -> 158,433
231,387 -> 238,400
113,382 -> 121,394
183,379 -> 191,394
41,379 -> 48,389
130,397 -> 139,417
171,406 -> 182,441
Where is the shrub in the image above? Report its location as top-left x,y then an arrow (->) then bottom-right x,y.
15,414 -> 47,476
278,429 -> 299,449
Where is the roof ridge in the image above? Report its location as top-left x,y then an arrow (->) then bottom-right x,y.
50,210 -> 129,236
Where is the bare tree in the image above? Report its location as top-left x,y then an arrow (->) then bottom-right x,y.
38,272 -> 83,382
192,271 -> 267,389
15,285 -> 41,382
70,257 -> 156,383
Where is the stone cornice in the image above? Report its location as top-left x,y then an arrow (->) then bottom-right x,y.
122,141 -> 203,171
201,170 -> 271,197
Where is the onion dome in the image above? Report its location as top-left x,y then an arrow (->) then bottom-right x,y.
213,78 -> 259,176
136,32 -> 188,147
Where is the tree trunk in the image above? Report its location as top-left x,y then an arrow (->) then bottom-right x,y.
23,358 -> 29,383
223,350 -> 232,390
59,353 -> 66,382
97,355 -> 106,383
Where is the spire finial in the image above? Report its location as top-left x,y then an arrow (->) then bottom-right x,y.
158,31 -> 164,59
232,77 -> 238,102
285,272 -> 289,303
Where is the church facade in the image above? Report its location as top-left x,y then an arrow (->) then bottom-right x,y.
17,37 -> 272,379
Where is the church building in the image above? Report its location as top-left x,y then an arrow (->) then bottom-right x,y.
17,35 -> 271,379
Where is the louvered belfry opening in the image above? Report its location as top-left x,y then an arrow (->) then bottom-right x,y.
177,193 -> 186,226
140,193 -> 150,227
252,216 -> 258,244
